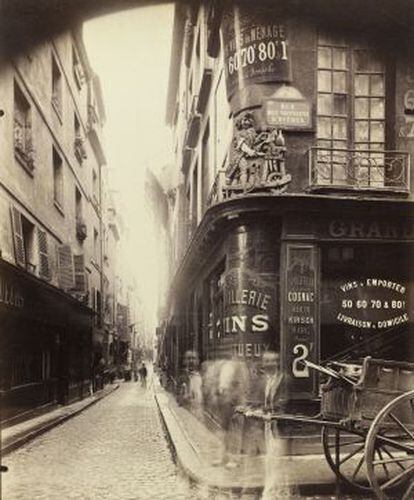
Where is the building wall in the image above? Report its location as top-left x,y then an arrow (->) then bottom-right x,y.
0,29 -> 104,310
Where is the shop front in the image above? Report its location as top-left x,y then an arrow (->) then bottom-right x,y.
282,210 -> 414,402
0,259 -> 93,423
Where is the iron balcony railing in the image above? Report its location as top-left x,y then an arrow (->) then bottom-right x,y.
308,147 -> 410,193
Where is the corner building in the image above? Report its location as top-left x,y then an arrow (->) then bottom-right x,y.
162,0 -> 414,408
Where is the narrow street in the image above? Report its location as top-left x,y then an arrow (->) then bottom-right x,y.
2,383 -> 195,500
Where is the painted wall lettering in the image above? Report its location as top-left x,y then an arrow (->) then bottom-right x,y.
337,278 -> 409,329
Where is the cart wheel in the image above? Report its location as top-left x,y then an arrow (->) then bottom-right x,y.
365,390 -> 414,499
322,425 -> 371,492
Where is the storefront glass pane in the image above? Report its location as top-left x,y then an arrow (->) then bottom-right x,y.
321,244 -> 414,362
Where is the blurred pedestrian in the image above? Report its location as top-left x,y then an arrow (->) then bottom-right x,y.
139,362 -> 148,389
212,356 -> 250,469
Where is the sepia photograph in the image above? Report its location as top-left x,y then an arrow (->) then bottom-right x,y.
1,1 -> 414,498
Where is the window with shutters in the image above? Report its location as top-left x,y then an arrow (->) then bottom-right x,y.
51,53 -> 63,119
315,34 -> 390,188
21,215 -> 36,274
57,244 -> 75,291
73,254 -> 86,293
53,147 -> 64,210
14,81 -> 34,173
10,206 -> 26,268
37,228 -> 51,280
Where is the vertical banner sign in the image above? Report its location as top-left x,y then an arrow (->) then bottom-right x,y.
283,244 -> 319,399
221,3 -> 291,100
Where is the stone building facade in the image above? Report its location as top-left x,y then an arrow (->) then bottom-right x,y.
159,0 -> 414,408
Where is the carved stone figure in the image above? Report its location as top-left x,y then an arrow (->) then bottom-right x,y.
225,111 -> 291,195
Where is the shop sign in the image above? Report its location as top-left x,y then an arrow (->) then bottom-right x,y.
0,275 -> 24,309
264,98 -> 311,129
283,244 -> 319,398
221,269 -> 277,359
337,278 -> 409,329
326,218 -> 414,241
221,5 -> 290,99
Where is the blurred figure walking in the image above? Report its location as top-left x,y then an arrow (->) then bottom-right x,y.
139,362 -> 148,389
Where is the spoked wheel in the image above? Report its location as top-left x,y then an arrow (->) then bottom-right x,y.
366,390 -> 414,499
322,425 -> 371,492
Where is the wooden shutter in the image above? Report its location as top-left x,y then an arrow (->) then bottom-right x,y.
73,254 -> 86,292
57,244 -> 74,290
37,228 -> 51,280
10,206 -> 26,267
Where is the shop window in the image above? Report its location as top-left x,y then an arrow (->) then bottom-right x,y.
321,244 -> 413,362
11,352 -> 43,387
14,81 -> 34,172
51,54 -> 63,118
317,34 -> 386,187
53,147 -> 64,210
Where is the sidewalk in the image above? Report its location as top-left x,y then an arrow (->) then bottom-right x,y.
1,383 -> 119,456
154,385 -> 355,497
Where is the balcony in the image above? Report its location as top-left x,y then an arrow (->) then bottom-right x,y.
308,147 -> 410,194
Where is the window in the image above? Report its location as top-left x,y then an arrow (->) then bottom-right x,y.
51,54 -> 62,117
201,122 -> 210,212
191,161 -> 198,226
21,215 -> 35,273
74,114 -> 86,163
94,228 -> 99,262
75,186 -> 82,220
72,45 -> 84,90
53,147 -> 64,209
14,81 -> 34,171
92,169 -> 99,205
317,34 -> 387,187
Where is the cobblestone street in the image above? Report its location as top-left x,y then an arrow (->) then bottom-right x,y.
2,383 -> 195,500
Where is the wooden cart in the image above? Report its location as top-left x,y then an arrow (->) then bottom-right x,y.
240,357 -> 414,499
